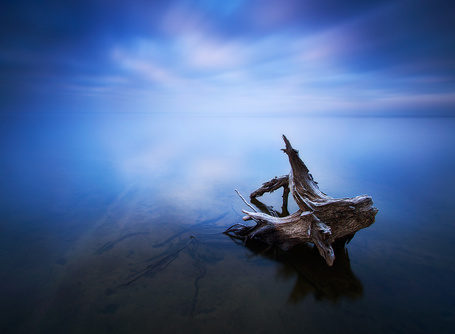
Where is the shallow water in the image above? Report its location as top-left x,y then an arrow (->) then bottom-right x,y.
1,114 -> 455,333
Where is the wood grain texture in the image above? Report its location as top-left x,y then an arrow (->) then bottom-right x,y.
225,135 -> 378,266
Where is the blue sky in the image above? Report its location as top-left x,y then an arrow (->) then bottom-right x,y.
1,0 -> 454,116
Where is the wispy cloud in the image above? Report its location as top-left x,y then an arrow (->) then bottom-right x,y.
1,0 -> 454,115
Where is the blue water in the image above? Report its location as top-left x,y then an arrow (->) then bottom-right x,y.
1,113 -> 455,333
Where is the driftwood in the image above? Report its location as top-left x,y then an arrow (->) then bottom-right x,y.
225,135 -> 378,266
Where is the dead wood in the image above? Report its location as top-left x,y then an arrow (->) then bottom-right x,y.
225,135 -> 378,266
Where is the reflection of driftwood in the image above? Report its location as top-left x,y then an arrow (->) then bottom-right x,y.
225,135 -> 378,266
238,238 -> 362,302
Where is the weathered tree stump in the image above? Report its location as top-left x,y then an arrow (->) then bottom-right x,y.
225,135 -> 378,266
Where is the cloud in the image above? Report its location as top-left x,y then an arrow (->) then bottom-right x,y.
180,34 -> 246,70
112,46 -> 182,86
1,0 -> 454,116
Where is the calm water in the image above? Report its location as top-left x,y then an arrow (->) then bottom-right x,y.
1,113 -> 455,333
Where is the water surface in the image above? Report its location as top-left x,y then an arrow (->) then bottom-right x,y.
1,114 -> 454,333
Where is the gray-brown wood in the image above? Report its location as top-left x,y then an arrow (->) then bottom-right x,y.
225,135 -> 378,266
